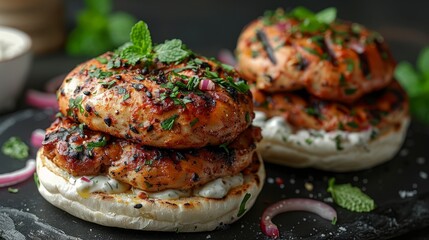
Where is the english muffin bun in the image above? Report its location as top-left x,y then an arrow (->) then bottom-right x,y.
37,21 -> 265,231
37,149 -> 265,232
235,8 -> 409,171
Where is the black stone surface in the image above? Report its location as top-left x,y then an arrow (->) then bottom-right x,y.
0,109 -> 428,240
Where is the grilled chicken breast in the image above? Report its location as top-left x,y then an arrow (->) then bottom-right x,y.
236,8 -> 395,103
252,81 -> 408,132
42,117 -> 262,192
58,54 -> 253,149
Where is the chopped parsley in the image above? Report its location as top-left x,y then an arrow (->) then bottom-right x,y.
237,193 -> 252,217
345,59 -> 355,72
161,114 -> 179,130
334,135 -> 343,151
89,67 -> 113,79
98,80 -> 116,89
8,187 -> 19,194
86,137 -> 107,150
344,88 -> 357,95
219,143 -> 230,154
190,118 -> 199,127
68,95 -> 84,116
346,121 -> 359,129
2,137 -> 29,160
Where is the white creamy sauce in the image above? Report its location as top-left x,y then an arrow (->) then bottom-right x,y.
194,174 -> 243,198
254,111 -> 377,152
72,176 -> 130,198
0,29 -> 30,61
148,189 -> 190,200
71,174 -> 244,200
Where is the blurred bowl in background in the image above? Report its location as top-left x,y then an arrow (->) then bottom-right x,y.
0,26 -> 32,112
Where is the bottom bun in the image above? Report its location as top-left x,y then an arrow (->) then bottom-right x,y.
257,117 -> 410,172
36,149 -> 265,232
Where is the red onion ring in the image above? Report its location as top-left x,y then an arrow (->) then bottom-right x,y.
261,198 -> 337,239
217,49 -> 237,67
199,79 -> 215,91
31,129 -> 46,148
0,159 -> 36,187
25,89 -> 58,110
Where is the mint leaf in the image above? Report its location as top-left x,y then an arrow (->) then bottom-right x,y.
120,21 -> 153,65
2,137 -> 29,160
130,21 -> 152,55
327,178 -> 375,212
417,47 -> 429,80
315,7 -> 337,24
290,6 -> 315,20
154,39 -> 191,63
395,62 -> 422,96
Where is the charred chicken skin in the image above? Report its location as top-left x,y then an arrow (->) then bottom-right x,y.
58,54 -> 253,149
42,117 -> 261,192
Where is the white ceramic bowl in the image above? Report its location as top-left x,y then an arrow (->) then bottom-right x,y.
0,26 -> 32,112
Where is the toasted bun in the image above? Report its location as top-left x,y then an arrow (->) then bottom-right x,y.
36,149 -> 265,232
257,118 -> 409,172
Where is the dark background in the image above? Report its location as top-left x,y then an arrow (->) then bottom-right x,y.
28,0 -> 429,90
62,0 -> 429,60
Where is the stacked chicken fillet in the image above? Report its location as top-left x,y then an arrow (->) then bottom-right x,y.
236,9 -> 409,171
36,51 -> 265,231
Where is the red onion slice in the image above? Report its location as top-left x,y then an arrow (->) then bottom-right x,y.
31,129 -> 46,148
199,79 -> 215,91
26,89 -> 58,110
80,177 -> 91,183
261,198 -> 337,239
0,159 -> 36,187
217,49 -> 237,67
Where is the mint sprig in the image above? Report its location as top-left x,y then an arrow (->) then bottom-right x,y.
327,178 -> 375,212
154,39 -> 191,63
120,21 -> 152,65
119,21 -> 191,65
395,46 -> 429,124
289,7 -> 337,33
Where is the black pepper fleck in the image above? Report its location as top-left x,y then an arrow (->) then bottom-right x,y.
104,117 -> 112,127
134,203 -> 142,209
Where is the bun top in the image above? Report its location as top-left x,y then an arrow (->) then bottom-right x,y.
236,7 -> 396,103
58,21 -> 253,149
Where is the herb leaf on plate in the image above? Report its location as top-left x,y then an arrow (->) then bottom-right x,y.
327,178 -> 376,212
395,46 -> 429,124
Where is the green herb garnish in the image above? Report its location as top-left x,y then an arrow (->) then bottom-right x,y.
289,7 -> 337,33
2,137 -> 29,160
346,121 -> 359,129
8,187 -> 19,194
344,88 -> 357,95
237,193 -> 252,217
327,178 -> 375,212
66,0 -> 136,56
34,173 -> 40,188
86,137 -> 107,150
120,21 -> 152,65
154,39 -> 191,63
190,118 -> 199,127
395,46 -> 429,124
161,114 -> 179,130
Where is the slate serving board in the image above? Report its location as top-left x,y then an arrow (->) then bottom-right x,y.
0,109 -> 428,240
